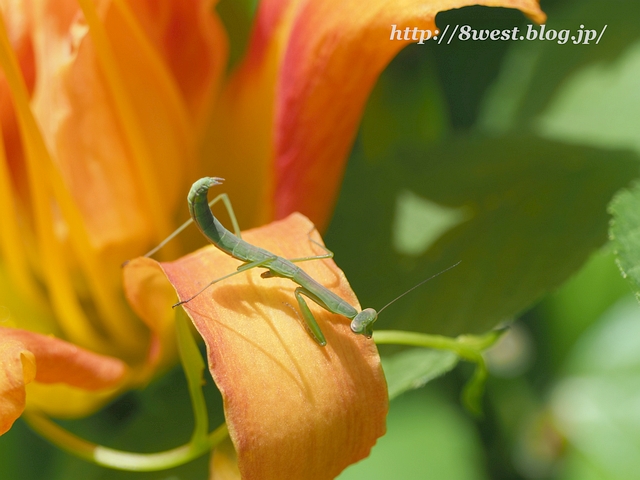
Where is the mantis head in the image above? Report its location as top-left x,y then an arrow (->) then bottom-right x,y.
350,308 -> 378,338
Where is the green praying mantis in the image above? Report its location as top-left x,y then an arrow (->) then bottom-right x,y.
146,177 -> 459,346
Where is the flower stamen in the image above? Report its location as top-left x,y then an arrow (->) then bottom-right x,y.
0,123 -> 44,306
47,165 -> 142,353
76,0 -> 177,257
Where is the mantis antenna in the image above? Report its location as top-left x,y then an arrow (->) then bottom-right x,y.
377,261 -> 462,316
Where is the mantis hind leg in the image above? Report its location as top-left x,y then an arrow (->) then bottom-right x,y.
294,287 -> 327,346
145,192 -> 242,258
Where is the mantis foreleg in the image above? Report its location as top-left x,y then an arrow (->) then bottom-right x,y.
145,192 -> 241,258
294,288 -> 327,346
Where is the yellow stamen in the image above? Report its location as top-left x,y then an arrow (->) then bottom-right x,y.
0,12 -> 108,352
76,0 -> 178,257
47,166 -> 144,354
0,123 -> 45,306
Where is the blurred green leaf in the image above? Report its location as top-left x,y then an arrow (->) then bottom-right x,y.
480,0 -> 640,132
0,419 -> 54,480
216,0 -> 258,70
360,50 -> 449,161
551,297 -> 640,480
539,247 -> 632,369
433,5 -> 535,129
560,452 -> 617,480
328,135 -> 637,337
381,348 -> 459,400
392,190 -> 469,256
535,40 -> 640,154
609,183 -> 640,303
338,389 -> 488,480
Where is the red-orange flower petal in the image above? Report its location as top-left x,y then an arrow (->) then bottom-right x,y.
208,0 -> 545,231
118,0 -> 227,128
275,0 -> 545,229
0,327 -> 128,435
124,214 -> 388,479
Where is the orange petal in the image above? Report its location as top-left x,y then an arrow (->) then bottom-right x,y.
209,0 -> 545,231
0,327 -> 128,435
29,0 -> 226,264
124,214 -> 388,479
122,253 -> 179,375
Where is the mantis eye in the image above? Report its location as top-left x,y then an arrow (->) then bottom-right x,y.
350,308 -> 377,338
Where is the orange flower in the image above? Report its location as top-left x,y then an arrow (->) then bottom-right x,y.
0,0 -> 544,476
0,0 -> 227,421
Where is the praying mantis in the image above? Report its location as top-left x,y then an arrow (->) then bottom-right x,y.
147,177 -> 459,346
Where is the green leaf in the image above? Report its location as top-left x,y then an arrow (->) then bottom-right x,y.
337,389 -> 489,480
609,183 -> 640,303
215,0 -> 258,70
480,0 -> 640,132
381,348 -> 459,400
360,50 -> 449,161
0,419 -> 54,480
535,41 -> 640,155
551,297 -> 640,480
328,135 -> 637,336
539,248 -> 632,369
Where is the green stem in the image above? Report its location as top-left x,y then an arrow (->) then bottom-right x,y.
373,329 -> 499,362
374,329 -> 502,416
23,411 -> 228,471
175,307 -> 210,447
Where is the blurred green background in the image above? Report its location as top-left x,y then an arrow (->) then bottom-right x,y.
3,0 -> 640,478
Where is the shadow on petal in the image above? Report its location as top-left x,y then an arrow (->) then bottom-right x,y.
124,213 -> 388,480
